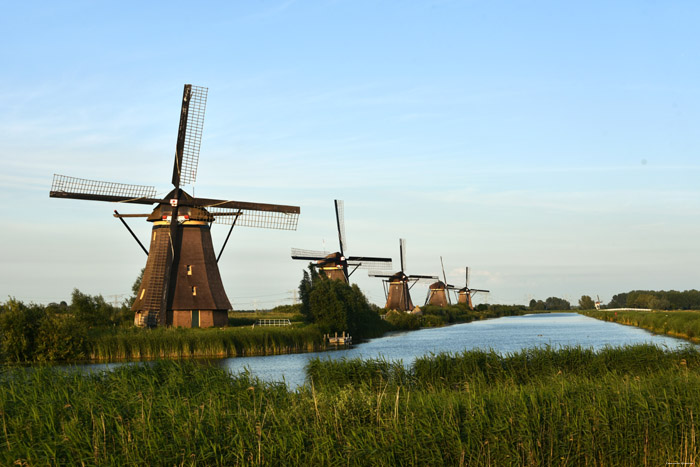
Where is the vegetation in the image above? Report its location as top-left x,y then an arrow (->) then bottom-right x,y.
528,297 -> 571,310
298,265 -> 390,339
2,345 -> 699,465
606,289 -> 700,310
582,308 -> 700,343
578,294 -> 595,310
227,305 -> 304,327
0,293 -> 323,363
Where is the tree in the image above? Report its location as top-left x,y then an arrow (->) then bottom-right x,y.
70,289 -> 115,328
298,265 -> 384,337
544,297 -> 570,310
128,268 -> 145,306
0,298 -> 46,362
578,295 -> 595,310
608,293 -> 628,308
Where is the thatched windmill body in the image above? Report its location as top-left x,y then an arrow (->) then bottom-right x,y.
457,267 -> 489,310
426,257 -> 458,307
370,239 -> 438,311
50,84 -> 300,328
291,200 -> 392,282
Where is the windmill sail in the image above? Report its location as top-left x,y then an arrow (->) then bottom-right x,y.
172,85 -> 207,187
291,199 -> 391,282
50,174 -> 159,204
370,238 -> 437,311
50,83 -> 300,329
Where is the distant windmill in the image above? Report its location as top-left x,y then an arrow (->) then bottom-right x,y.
370,239 -> 438,311
425,257 -> 458,307
50,84 -> 300,328
290,200 -> 392,282
595,295 -> 602,310
457,267 -> 489,310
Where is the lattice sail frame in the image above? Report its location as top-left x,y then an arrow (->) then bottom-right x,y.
347,258 -> 393,271
179,85 -> 208,186
290,248 -> 332,259
208,206 -> 299,230
51,174 -> 157,199
408,275 -> 440,284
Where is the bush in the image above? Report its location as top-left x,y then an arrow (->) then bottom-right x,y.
299,266 -> 387,339
0,299 -> 45,362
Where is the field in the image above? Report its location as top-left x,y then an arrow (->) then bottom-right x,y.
1,344 -> 698,465
582,309 -> 700,343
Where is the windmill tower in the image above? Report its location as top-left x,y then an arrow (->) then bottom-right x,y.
457,267 -> 489,310
291,200 -> 392,282
370,239 -> 438,311
425,257 -> 458,307
50,84 -> 300,328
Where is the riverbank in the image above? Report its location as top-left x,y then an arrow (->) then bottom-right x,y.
581,309 -> 700,343
2,344 -> 697,465
0,295 -> 530,364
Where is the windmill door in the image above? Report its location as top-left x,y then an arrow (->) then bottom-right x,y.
192,310 -> 200,328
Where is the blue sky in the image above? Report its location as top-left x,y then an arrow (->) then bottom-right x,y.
2,1 -> 699,308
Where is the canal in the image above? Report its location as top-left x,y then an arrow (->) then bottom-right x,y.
215,312 -> 694,388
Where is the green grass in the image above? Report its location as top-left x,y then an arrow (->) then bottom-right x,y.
2,345 -> 699,465
86,325 -> 324,361
582,309 -> 700,342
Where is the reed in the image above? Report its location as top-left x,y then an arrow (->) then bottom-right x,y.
583,309 -> 700,342
2,345 -> 700,465
86,326 -> 324,362
308,344 -> 700,390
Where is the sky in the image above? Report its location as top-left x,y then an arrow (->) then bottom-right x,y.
2,0 -> 700,308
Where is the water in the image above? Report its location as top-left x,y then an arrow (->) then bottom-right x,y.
215,312 -> 694,388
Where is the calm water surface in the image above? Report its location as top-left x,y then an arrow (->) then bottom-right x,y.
216,312 -> 693,388
59,313 -> 693,388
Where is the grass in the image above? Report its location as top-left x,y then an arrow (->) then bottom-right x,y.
582,309 -> 700,342
2,344 -> 699,465
85,325 -> 324,361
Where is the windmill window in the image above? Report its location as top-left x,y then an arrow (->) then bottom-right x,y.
153,232 -> 156,241
192,286 -> 197,296
187,265 -> 192,275
140,289 -> 146,299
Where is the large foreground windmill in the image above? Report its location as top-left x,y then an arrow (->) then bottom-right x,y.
50,84 -> 300,328
458,267 -> 490,310
425,257 -> 458,307
290,200 -> 392,282
370,239 -> 438,311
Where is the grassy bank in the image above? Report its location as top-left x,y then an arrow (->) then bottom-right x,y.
581,309 -> 700,343
385,304 -> 530,330
86,325 -> 324,361
2,345 -> 698,465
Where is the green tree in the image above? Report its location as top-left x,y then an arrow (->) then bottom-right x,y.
35,311 -> 87,362
545,297 -> 570,310
70,289 -> 115,328
128,268 -> 145,307
299,265 -> 384,338
0,298 -> 46,362
578,295 -> 595,310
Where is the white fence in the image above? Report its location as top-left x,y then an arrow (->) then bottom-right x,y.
253,319 -> 292,327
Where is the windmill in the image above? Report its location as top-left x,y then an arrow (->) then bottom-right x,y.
457,267 -> 489,310
425,257 -> 458,307
290,200 -> 392,282
370,239 -> 438,311
50,84 -> 300,328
